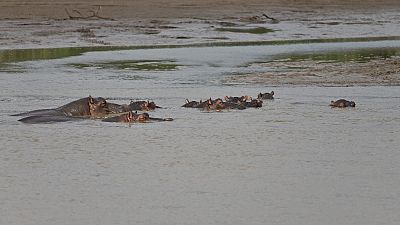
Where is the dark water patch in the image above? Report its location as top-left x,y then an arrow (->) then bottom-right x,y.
176,36 -> 192,39
1,36 -> 400,64
215,27 -> 274,34
69,60 -> 180,71
315,21 -> 341,26
106,74 -> 151,80
217,21 -> 239,27
203,37 -> 230,40
0,63 -> 25,73
267,47 -> 400,63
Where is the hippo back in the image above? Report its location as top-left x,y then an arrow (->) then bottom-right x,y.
58,96 -> 109,117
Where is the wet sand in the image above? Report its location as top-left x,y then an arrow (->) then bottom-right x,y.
1,0 -> 399,20
224,56 -> 400,86
1,0 -> 400,50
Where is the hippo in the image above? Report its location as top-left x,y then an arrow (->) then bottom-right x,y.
182,99 -> 209,108
182,99 -> 202,108
203,98 -> 226,111
13,96 -> 111,118
103,111 -> 150,123
224,95 -> 251,104
243,99 -> 263,108
18,115 -> 84,124
129,100 -> 160,111
330,99 -> 356,108
102,111 -> 173,123
257,91 -> 274,100
106,100 -> 160,114
106,102 -> 131,114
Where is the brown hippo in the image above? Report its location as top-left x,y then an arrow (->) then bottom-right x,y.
18,115 -> 84,124
203,98 -> 226,111
257,91 -> 274,100
330,99 -> 356,108
129,100 -> 160,111
103,111 -> 150,123
96,100 -> 161,115
224,95 -> 251,104
13,96 -> 111,118
102,111 -> 173,123
182,99 -> 202,108
182,99 -> 209,108
243,99 -> 263,108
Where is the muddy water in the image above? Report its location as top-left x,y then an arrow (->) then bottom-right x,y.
1,40 -> 400,225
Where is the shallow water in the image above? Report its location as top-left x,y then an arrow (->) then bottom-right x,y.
1,40 -> 400,225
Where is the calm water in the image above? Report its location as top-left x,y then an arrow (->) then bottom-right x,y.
1,41 -> 400,225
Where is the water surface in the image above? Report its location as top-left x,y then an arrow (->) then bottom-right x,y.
1,40 -> 400,225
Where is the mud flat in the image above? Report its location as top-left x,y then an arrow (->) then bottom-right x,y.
224,56 -> 400,86
0,0 -> 399,49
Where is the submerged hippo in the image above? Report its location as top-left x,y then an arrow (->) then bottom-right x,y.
129,100 -> 160,111
13,96 -> 111,118
203,98 -> 226,111
257,91 -> 274,100
107,100 -> 160,113
182,99 -> 209,108
224,95 -> 251,104
330,99 -> 356,108
243,99 -> 263,108
18,115 -> 84,124
102,111 -> 173,123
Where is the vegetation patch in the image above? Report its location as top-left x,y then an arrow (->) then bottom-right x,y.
69,60 -> 180,71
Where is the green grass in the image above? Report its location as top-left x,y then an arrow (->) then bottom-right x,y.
1,36 -> 400,64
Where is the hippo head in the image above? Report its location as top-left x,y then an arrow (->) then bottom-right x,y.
136,112 -> 150,122
258,91 -> 274,100
145,101 -> 158,110
205,98 -> 225,111
124,111 -> 150,122
214,98 -> 225,109
182,99 -> 199,107
88,96 -> 111,118
349,101 -> 356,107
249,99 -> 263,107
224,95 -> 251,103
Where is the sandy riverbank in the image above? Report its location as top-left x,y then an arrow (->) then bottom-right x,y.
1,0 -> 400,50
1,0 -> 399,20
0,0 -> 399,86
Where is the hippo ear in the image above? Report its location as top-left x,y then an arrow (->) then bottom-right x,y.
271,91 -> 274,95
88,95 -> 94,104
127,111 -> 133,122
186,99 -> 189,103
